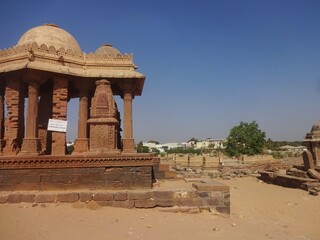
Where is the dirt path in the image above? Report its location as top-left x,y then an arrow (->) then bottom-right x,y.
0,177 -> 319,240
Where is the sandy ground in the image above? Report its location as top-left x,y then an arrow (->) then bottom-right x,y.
0,177 -> 319,240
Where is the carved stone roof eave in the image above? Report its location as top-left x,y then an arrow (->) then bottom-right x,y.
0,61 -> 145,78
0,42 -> 145,77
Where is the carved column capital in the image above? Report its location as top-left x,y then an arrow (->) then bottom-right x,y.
28,81 -> 39,95
123,91 -> 133,101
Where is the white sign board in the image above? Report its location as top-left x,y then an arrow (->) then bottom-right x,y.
47,119 -> 68,132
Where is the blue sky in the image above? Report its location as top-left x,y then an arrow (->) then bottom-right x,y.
1,0 -> 319,143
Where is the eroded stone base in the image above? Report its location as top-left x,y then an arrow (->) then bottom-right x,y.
122,138 -> 136,153
20,138 -> 41,155
73,138 -> 89,154
0,183 -> 230,214
0,166 -> 153,190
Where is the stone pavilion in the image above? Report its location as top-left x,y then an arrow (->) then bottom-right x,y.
0,24 -> 158,190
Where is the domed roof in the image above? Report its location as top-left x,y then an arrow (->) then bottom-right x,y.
17,24 -> 81,52
305,120 -> 320,141
311,121 -> 320,134
95,44 -> 121,55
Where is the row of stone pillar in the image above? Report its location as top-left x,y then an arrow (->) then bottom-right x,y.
0,78 -> 135,156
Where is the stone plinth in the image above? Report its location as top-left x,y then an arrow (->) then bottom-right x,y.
73,138 -> 89,154
0,154 -> 157,190
122,138 -> 136,153
20,138 -> 41,155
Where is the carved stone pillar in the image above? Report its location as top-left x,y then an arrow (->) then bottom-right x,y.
73,87 -> 89,154
122,91 -> 135,152
3,79 -> 24,155
51,78 -> 68,155
115,103 -> 122,150
87,79 -> 120,154
38,87 -> 53,155
20,81 -> 41,154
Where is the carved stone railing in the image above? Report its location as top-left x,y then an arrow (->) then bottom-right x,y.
0,154 -> 159,169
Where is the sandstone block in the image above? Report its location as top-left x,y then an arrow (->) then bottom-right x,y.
135,199 -> 156,208
155,199 -> 175,207
192,181 -> 229,191
96,201 -> 113,207
303,150 -> 315,170
175,198 -> 202,207
207,198 -> 224,206
80,192 -> 93,202
224,193 -> 230,200
8,193 -> 22,203
216,206 -> 230,215
35,194 -> 56,203
153,191 -> 174,199
189,207 -> 200,214
21,194 -> 35,203
114,191 -> 127,201
198,191 -> 209,198
0,194 -> 9,203
93,192 -> 114,201
128,191 -> 153,200
57,193 -> 79,202
210,191 -> 223,198
113,200 -> 134,208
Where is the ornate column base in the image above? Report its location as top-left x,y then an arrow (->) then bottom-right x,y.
20,138 -> 41,155
73,138 -> 89,155
52,132 -> 66,155
2,138 -> 20,156
122,138 -> 136,153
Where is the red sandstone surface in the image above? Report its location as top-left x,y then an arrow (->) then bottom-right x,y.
0,177 -> 319,240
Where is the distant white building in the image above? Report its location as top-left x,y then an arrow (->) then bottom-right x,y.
195,138 -> 226,149
142,138 -> 225,152
162,143 -> 180,150
143,142 -> 165,153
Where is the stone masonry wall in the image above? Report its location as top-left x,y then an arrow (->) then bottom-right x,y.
0,187 -> 230,214
0,166 -> 152,190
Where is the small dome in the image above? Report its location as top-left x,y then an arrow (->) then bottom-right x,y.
95,44 -> 121,55
17,24 -> 81,52
305,120 -> 320,140
311,121 -> 320,134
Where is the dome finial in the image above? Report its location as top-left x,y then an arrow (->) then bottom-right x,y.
43,23 -> 59,28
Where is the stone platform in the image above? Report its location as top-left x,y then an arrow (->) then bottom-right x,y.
0,154 -> 159,190
259,167 -> 320,192
0,178 -> 230,214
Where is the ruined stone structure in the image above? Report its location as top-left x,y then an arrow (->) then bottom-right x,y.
303,121 -> 320,168
0,24 -> 158,190
259,121 -> 320,193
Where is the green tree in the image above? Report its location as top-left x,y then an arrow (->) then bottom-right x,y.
148,140 -> 160,144
188,137 -> 199,143
225,121 -> 266,157
66,145 -> 74,155
136,141 -> 150,153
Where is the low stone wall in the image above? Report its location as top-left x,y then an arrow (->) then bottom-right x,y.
0,166 -> 153,190
242,155 -> 275,163
0,185 -> 230,214
171,155 -> 220,168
